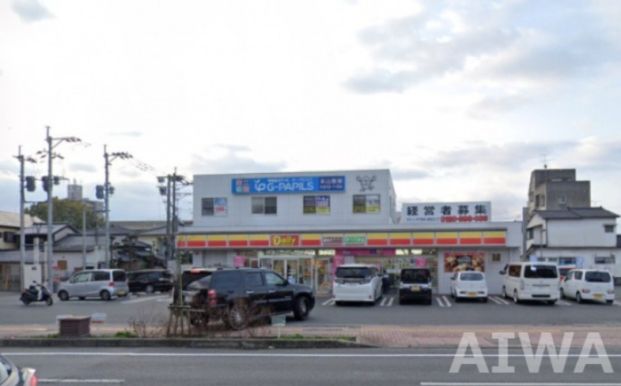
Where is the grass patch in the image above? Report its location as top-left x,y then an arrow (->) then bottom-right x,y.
278,334 -> 356,342
114,331 -> 139,339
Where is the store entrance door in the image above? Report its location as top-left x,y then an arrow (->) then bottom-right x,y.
256,255 -> 331,293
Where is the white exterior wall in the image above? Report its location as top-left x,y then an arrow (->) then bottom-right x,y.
192,170 -> 396,228
546,219 -> 617,247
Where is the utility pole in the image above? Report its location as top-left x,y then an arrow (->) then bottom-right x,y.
166,175 -> 172,264
103,145 -> 132,268
45,126 -> 53,291
15,147 -> 35,290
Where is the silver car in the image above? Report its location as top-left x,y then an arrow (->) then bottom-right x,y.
57,269 -> 129,301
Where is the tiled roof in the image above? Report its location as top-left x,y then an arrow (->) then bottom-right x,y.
535,207 -> 618,220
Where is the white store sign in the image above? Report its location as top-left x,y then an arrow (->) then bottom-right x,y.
401,202 -> 491,224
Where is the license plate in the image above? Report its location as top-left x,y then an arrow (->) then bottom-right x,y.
117,291 -> 126,296
594,294 -> 604,299
411,286 -> 420,292
467,292 -> 477,297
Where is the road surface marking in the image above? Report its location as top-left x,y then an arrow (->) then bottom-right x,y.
489,296 -> 506,305
441,296 -> 452,307
121,295 -> 168,305
379,296 -> 389,306
40,379 -> 124,384
387,296 -> 394,307
614,301 -> 621,306
321,298 -> 335,306
8,352 -> 621,358
421,383 -> 621,386
436,296 -> 451,308
436,296 -> 445,307
557,300 -> 573,306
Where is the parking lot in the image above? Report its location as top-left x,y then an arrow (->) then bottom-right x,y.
2,288 -> 621,329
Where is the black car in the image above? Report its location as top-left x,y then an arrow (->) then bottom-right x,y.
0,354 -> 36,386
128,269 -> 174,294
172,267 -> 219,304
399,268 -> 433,305
189,268 -> 315,330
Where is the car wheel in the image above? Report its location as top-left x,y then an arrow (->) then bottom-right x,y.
46,297 -> 54,306
145,285 -> 155,294
482,297 -> 488,303
560,288 -> 565,299
100,290 -> 111,301
547,300 -> 557,305
513,290 -> 520,304
334,301 -> 343,307
576,292 -> 583,304
606,300 -> 614,305
58,291 -> 69,301
426,296 -> 432,305
502,286 -> 508,299
225,302 -> 249,330
293,296 -> 310,321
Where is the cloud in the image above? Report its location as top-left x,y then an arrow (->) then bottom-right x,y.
69,162 -> 97,173
468,94 -> 531,118
189,144 -> 286,175
11,0 -> 52,22
391,167 -> 430,181
346,1 -> 621,94
107,131 -> 143,138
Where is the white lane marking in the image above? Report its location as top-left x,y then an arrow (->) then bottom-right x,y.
121,295 -> 168,305
387,296 -> 394,307
8,352 -> 621,358
614,301 -> 621,306
557,300 -> 573,306
421,383 -> 621,386
488,296 -> 502,305
40,380 -> 124,384
492,296 -> 510,305
436,296 -> 446,308
321,298 -> 335,306
379,296 -> 389,307
441,296 -> 452,308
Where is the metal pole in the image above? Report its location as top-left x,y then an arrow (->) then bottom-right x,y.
172,171 -> 182,306
18,146 -> 26,290
165,175 -> 171,265
104,145 -> 110,267
45,126 -> 54,291
82,203 -> 87,269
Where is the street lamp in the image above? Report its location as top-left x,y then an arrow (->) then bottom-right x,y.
103,145 -> 133,267
42,126 -> 82,291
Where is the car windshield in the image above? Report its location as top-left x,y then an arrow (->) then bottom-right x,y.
585,271 -> 611,283
401,269 -> 430,284
524,265 -> 558,279
187,276 -> 211,291
0,356 -> 12,382
336,267 -> 371,279
181,271 -> 213,289
460,272 -> 484,281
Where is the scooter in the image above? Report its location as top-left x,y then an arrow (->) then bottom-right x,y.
20,282 -> 54,306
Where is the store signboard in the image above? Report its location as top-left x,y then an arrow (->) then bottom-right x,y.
322,235 -> 343,247
213,198 -> 228,216
402,202 -> 491,224
270,234 -> 300,247
232,176 -> 345,194
343,234 -> 367,246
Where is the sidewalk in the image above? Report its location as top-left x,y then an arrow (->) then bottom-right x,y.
2,322 -> 621,348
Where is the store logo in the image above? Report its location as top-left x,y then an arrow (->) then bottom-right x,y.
356,175 -> 376,192
450,332 -> 613,374
270,235 -> 300,247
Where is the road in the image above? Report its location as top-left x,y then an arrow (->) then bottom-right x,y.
6,347 -> 621,386
2,289 -> 621,327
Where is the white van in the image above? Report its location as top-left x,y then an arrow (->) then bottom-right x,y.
501,262 -> 560,305
333,264 -> 382,305
561,269 -> 615,304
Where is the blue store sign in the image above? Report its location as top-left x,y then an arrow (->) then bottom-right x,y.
232,176 -> 346,194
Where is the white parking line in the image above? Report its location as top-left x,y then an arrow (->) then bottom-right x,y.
557,300 -> 573,306
321,298 -> 335,306
121,295 -> 168,305
489,296 -> 508,305
379,296 -> 389,307
436,296 -> 452,308
387,296 -> 394,307
441,296 -> 452,307
614,301 -> 621,307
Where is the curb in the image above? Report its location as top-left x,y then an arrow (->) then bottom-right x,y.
0,338 -> 374,350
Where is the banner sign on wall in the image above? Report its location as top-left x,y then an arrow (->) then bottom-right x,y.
402,202 -> 491,224
232,176 -> 346,194
444,252 -> 485,273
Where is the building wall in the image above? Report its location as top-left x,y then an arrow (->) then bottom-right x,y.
534,248 -> 619,277
192,170 -> 396,228
547,219 -> 617,247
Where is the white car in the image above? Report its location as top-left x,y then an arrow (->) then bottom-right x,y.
333,264 -> 382,305
501,262 -> 560,305
561,269 -> 615,304
450,271 -> 488,302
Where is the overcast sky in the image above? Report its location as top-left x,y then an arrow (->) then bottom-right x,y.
1,0 -> 620,222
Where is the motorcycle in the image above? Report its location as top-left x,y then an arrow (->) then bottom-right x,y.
20,282 -> 54,306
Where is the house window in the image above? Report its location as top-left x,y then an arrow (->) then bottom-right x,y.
595,256 -> 615,265
604,224 -> 615,233
303,195 -> 330,215
202,197 -> 228,216
558,257 -> 576,266
252,197 -> 277,215
527,229 -> 534,240
353,194 -> 380,214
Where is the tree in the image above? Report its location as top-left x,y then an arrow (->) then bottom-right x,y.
26,198 -> 103,230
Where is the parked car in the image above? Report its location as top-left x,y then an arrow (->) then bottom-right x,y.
398,268 -> 433,305
172,267 -> 219,304
332,264 -> 383,305
561,269 -> 615,304
189,268 -> 315,330
0,354 -> 37,386
450,271 -> 488,302
57,269 -> 129,301
128,269 -> 174,294
501,262 -> 560,305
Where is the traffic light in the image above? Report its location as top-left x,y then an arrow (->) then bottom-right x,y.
53,176 -> 60,185
109,186 -> 115,195
41,176 -> 49,192
96,185 -> 104,199
25,176 -> 36,192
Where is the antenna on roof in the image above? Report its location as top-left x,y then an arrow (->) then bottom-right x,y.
542,153 -> 549,169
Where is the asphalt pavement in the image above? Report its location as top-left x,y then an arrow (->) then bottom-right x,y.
5,347 -> 621,386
